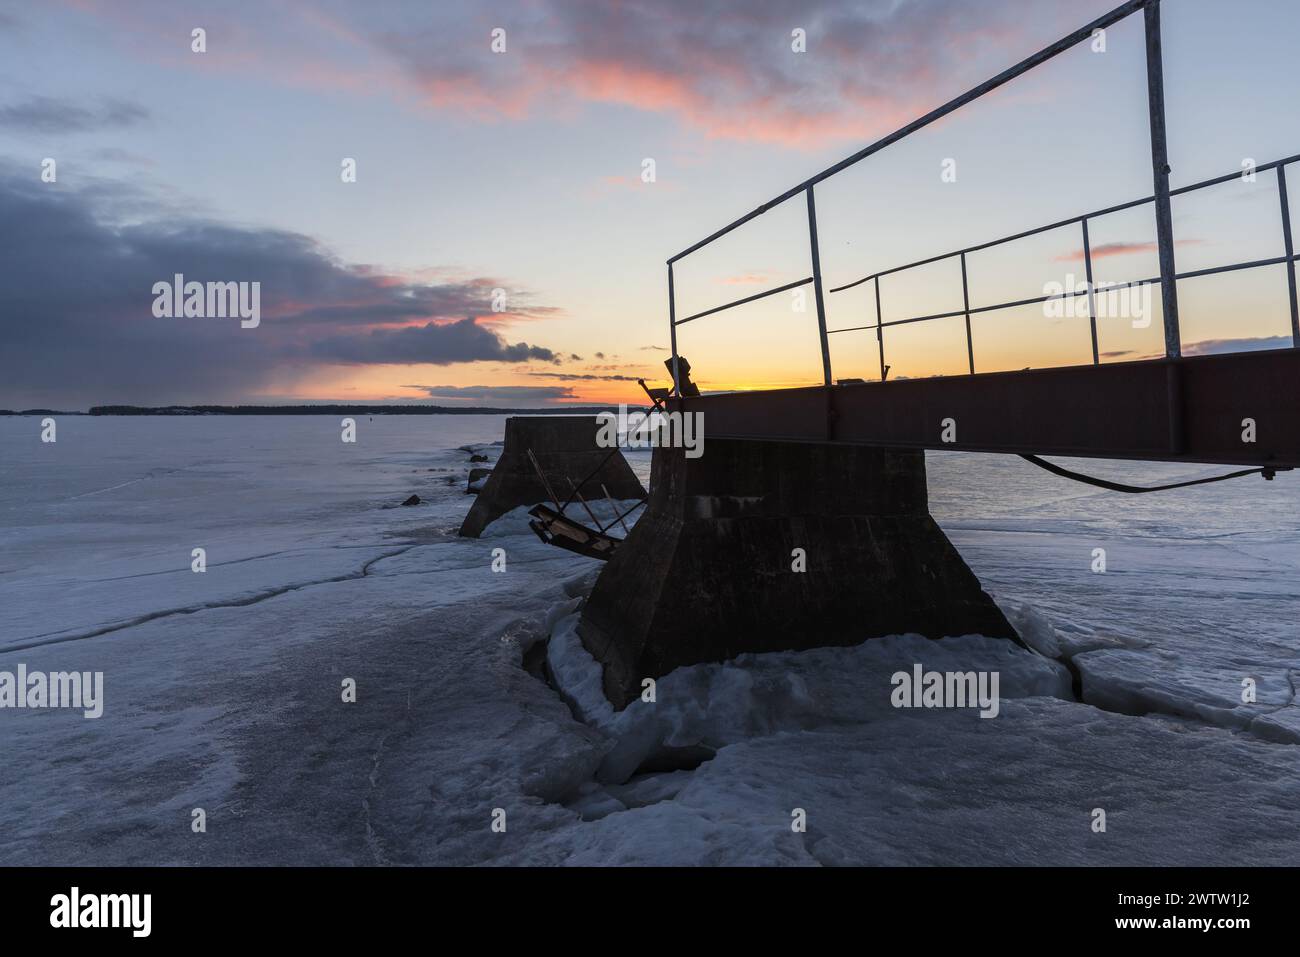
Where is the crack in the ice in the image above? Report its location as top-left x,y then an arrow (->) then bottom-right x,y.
75,548 -> 334,585
3,536 -> 574,654
1064,646 -> 1300,746
60,467 -> 192,501
0,545 -> 426,655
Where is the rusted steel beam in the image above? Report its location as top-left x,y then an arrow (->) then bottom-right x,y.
669,349 -> 1300,468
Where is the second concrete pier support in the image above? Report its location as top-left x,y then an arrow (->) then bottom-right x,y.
459,416 -> 645,538
578,438 -> 1021,708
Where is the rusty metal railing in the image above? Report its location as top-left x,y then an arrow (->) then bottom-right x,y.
826,154 -> 1300,378
664,0 -> 1297,393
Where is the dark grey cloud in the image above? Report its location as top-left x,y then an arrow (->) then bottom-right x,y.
0,96 -> 150,133
276,284 -> 557,328
404,384 -> 576,404
1183,335 -> 1293,356
1101,335 -> 1290,362
529,371 -> 639,382
0,173 -> 559,407
311,317 -> 557,365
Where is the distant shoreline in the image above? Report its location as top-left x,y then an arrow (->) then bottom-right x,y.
0,404 -> 644,417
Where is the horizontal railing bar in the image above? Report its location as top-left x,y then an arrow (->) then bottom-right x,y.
880,307 -> 971,329
964,289 -> 1087,318
873,288 -> 1098,330
674,276 -> 813,325
830,254 -> 1299,333
827,213 -> 1086,293
828,211 -> 1103,292
1100,255 -> 1297,291
1170,155 -> 1299,198
666,0 -> 1149,265
827,275 -> 879,295
827,153 -> 1300,294
1172,254 -> 1295,282
827,323 -> 881,335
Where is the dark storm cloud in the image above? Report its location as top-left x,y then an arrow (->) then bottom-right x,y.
0,96 -> 150,133
0,174 -> 559,407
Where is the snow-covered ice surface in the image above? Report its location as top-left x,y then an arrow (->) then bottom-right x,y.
1,419 -> 1298,865
927,451 -> 1300,744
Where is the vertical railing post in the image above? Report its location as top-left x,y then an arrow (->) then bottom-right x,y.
1082,217 -> 1100,364
667,262 -> 681,397
960,252 -> 974,374
1278,164 -> 1299,346
1144,0 -> 1181,358
806,185 -> 833,386
875,276 -> 886,382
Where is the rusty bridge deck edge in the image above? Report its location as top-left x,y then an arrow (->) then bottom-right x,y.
667,348 -> 1300,469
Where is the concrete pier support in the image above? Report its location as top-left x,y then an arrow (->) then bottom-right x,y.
578,439 -> 1021,708
458,416 -> 645,538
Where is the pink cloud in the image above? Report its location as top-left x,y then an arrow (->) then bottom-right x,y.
386,5 -> 1005,149
1054,239 -> 1206,262
61,0 -> 1122,151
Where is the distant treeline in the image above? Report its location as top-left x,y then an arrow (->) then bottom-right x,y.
86,404 -> 641,416
0,409 -> 82,416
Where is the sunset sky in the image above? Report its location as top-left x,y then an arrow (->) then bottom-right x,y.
1,0 -> 1298,409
